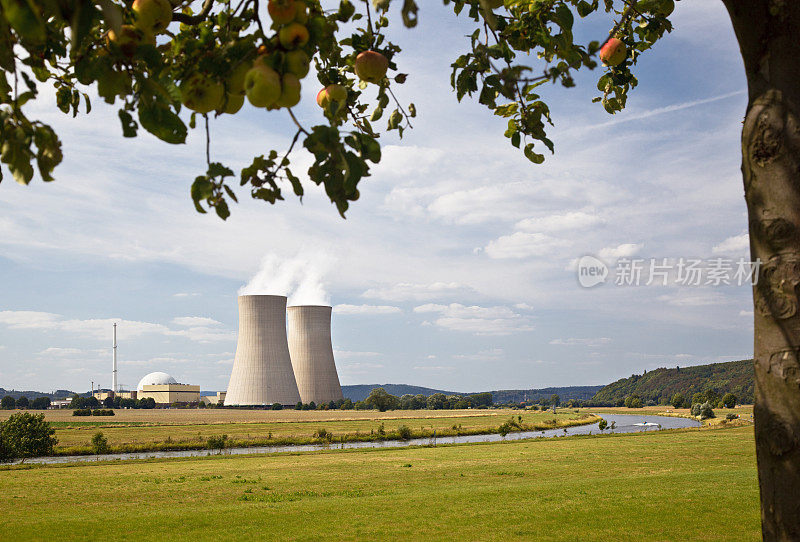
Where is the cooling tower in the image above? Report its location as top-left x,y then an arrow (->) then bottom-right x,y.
287,305 -> 344,404
224,295 -> 301,406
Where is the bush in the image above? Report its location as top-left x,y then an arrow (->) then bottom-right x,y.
91,432 -> 110,454
690,403 -> 702,416
72,409 -> 92,416
314,428 -> 332,441
295,401 -> 303,410
598,419 -> 608,431
397,425 -> 412,440
207,434 -> 228,451
1,412 -> 57,460
1,396 -> 15,409
726,413 -> 738,420
699,402 -> 715,420
92,409 -> 115,416
670,393 -> 685,409
721,393 -> 737,409
0,432 -> 11,463
271,402 -> 283,410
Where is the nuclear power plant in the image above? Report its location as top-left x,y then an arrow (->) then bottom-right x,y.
224,295 -> 344,406
287,305 -> 344,404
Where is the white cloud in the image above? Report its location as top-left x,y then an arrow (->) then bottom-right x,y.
172,316 -> 222,327
173,292 -> 200,298
712,233 -> 749,255
0,310 -> 233,342
362,282 -> 471,302
657,291 -> 730,307
413,365 -> 454,372
38,347 -> 86,356
515,211 -> 604,233
549,338 -> 612,347
414,303 -> 533,335
333,304 -> 402,315
739,310 -> 753,317
483,232 -> 572,259
334,350 -> 383,359
598,243 -> 643,260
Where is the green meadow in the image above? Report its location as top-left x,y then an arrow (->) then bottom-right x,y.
0,425 -> 759,540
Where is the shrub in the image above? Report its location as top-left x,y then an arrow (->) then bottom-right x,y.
314,428 -> 332,441
295,401 -> 303,410
498,422 -> 513,437
0,432 -> 12,463
376,423 -> 386,436
690,403 -> 702,416
92,409 -> 114,416
699,402 -> 715,420
726,413 -> 738,420
721,393 -> 737,409
91,432 -> 110,454
397,425 -> 412,440
207,434 -> 228,451
271,402 -> 283,410
1,412 -> 57,461
670,393 -> 685,409
72,408 -> 92,416
598,419 -> 608,431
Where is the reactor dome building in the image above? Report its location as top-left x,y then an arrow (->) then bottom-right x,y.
287,305 -> 344,404
224,295 -> 302,406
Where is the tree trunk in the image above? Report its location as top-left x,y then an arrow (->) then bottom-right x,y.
722,1 -> 800,539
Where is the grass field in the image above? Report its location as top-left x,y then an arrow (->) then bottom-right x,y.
0,425 -> 760,540
0,408 -> 598,454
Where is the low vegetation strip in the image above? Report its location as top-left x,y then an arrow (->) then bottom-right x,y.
0,426 -> 759,540
53,413 -> 601,456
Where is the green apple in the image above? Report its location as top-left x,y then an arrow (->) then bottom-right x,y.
354,50 -> 388,83
285,50 -> 310,78
244,65 -> 282,107
220,92 -> 245,114
132,0 -> 173,34
228,62 -> 250,95
107,24 -> 152,57
293,1 -> 308,23
279,22 -> 309,49
180,74 -> 224,114
326,84 -> 346,102
275,73 -> 301,108
599,38 -> 627,67
268,0 -> 296,25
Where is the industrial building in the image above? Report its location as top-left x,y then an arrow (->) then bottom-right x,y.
287,305 -> 344,404
136,372 -> 200,405
224,295 -> 302,406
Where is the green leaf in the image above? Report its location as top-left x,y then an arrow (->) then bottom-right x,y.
118,110 -> 138,138
524,143 -> 545,164
190,177 -> 213,213
138,102 -> 187,144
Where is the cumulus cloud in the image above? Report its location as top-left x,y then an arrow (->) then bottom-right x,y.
515,211 -> 604,233
483,232 -> 572,259
362,282 -> 472,302
332,304 -> 402,315
598,243 -> 643,260
0,310 -> 233,343
712,233 -> 749,255
413,303 -> 533,335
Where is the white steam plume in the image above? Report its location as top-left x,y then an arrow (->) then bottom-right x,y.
238,251 -> 333,306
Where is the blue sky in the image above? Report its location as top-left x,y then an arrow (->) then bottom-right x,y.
0,1 -> 755,394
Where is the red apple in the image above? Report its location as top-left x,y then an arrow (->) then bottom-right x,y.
599,38 -> 627,67
354,50 -> 388,83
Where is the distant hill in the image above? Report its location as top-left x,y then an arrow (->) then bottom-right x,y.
491,386 -> 605,404
0,388 -> 78,400
587,359 -> 754,406
342,384 -> 460,402
342,384 -> 605,404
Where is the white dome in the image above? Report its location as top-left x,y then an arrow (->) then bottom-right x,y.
137,371 -> 177,391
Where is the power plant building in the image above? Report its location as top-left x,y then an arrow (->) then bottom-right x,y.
224,295 -> 302,406
287,305 -> 344,404
136,372 -> 200,405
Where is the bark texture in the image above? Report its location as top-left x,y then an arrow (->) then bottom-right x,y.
722,1 -> 800,539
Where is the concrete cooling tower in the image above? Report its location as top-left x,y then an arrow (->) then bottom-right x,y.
287,305 -> 344,404
224,295 -> 301,406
